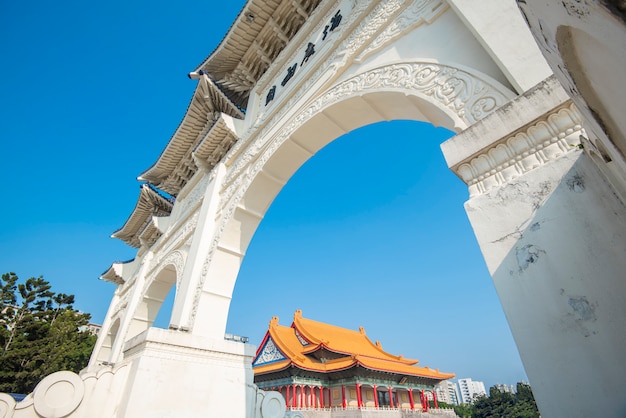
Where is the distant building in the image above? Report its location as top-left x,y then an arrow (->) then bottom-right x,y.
458,378 -> 486,404
79,323 -> 102,336
494,383 -> 516,394
253,310 -> 455,413
435,380 -> 460,405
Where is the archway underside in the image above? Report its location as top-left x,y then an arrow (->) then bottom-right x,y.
191,60 -> 512,339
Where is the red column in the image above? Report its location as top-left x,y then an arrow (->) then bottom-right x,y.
300,385 -> 305,408
319,386 -> 324,408
303,386 -> 307,408
356,383 -> 363,409
388,387 -> 394,408
408,388 -> 415,410
341,385 -> 347,408
432,390 -> 438,409
373,385 -> 379,409
286,386 -> 291,408
421,390 -> 428,412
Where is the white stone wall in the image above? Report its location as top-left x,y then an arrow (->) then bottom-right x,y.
443,77 -> 626,417
517,0 -> 626,199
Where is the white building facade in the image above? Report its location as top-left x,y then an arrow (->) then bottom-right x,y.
494,383 -> 515,394
457,378 -> 486,404
435,381 -> 460,405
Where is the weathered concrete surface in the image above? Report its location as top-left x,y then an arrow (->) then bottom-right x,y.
444,79 -> 626,417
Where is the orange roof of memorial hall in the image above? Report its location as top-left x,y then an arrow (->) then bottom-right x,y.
253,310 -> 454,381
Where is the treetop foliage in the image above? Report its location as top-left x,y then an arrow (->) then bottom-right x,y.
0,272 -> 97,394
452,382 -> 540,418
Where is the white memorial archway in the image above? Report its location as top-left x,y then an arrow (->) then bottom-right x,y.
170,61 -> 513,341
5,1 -> 626,417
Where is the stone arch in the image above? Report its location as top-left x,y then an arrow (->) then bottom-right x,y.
126,252 -> 184,340
188,61 -> 514,337
556,25 -> 626,159
93,317 -> 120,365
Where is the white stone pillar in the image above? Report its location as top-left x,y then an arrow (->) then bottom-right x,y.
107,252 -> 153,363
446,0 -> 552,93
442,76 -> 626,418
88,288 -> 121,367
169,162 -> 228,337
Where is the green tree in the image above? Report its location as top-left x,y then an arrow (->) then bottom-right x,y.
0,273 -> 96,394
453,402 -> 474,418
472,383 -> 540,418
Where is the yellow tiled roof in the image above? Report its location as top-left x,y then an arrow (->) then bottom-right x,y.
253,310 -> 454,381
293,310 -> 417,364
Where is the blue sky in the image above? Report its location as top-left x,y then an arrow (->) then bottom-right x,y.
1,1 -> 527,389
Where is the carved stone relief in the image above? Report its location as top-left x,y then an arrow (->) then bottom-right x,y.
355,0 -> 448,62
456,103 -> 583,197
148,212 -> 198,275
176,174 -> 209,219
143,249 -> 187,296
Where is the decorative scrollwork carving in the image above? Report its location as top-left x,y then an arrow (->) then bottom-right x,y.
177,175 -> 209,218
456,104 -> 584,197
322,63 -> 509,124
144,249 -> 187,295
356,0 -> 447,62
254,338 -> 286,366
336,0 -> 407,60
149,212 -> 198,275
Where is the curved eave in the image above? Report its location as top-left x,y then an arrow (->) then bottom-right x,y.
254,359 -> 357,376
294,358 -> 356,374
193,113 -> 238,166
138,77 -> 242,196
301,342 -> 347,357
100,258 -> 137,285
254,359 -> 292,375
202,75 -> 245,119
194,0 -> 322,109
112,184 -> 173,248
355,356 -> 455,381
100,264 -> 124,285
